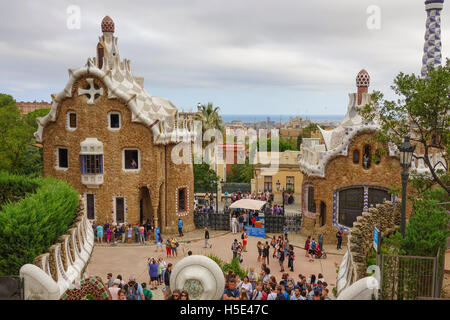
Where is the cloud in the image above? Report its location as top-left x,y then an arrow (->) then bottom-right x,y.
0,0 -> 448,114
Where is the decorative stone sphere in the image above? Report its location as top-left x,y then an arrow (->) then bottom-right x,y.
101,16 -> 115,33
170,255 -> 225,300
356,69 -> 370,87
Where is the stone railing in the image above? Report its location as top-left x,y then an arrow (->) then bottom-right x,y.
336,201 -> 400,295
19,200 -> 94,300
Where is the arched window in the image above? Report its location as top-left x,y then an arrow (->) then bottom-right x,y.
353,149 -> 359,164
363,145 -> 371,169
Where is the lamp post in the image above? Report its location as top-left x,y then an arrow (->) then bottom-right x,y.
398,136 -> 416,237
216,179 -> 224,214
275,180 -> 285,213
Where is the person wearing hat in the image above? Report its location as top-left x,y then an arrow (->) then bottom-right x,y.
108,279 -> 121,300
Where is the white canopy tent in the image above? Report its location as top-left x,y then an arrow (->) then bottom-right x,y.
228,199 -> 267,211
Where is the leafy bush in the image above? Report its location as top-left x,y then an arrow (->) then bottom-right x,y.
0,171 -> 42,209
0,177 -> 79,275
207,254 -> 248,279
223,258 -> 249,279
207,253 -> 224,269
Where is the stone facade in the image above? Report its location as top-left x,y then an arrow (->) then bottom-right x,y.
36,17 -> 195,233
41,75 -> 194,233
301,131 -> 412,244
349,201 -> 400,279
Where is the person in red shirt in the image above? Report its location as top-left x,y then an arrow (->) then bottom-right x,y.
305,236 -> 311,257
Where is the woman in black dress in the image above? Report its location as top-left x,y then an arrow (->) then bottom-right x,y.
263,242 -> 270,265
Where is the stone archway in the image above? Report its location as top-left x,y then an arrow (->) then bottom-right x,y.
138,186 -> 152,225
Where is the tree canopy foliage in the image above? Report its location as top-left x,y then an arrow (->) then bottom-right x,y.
193,163 -> 220,192
0,93 -> 49,176
358,60 -> 449,194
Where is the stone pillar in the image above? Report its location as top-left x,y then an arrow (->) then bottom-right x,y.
153,207 -> 159,229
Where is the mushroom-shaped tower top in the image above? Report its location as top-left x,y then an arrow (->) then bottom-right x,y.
101,16 -> 115,33
356,69 -> 370,88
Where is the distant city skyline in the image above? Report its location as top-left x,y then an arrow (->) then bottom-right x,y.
1,1 -> 448,115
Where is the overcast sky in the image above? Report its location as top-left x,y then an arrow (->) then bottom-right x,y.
0,0 -> 448,116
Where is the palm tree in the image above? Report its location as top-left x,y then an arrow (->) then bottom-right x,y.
195,102 -> 223,133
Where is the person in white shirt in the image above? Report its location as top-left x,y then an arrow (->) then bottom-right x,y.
108,279 -> 121,300
231,214 -> 238,234
290,287 -> 302,300
239,276 -> 253,299
267,284 -> 279,300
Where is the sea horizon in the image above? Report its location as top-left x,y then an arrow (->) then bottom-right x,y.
221,114 -> 344,123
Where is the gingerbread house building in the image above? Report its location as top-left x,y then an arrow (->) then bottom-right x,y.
34,16 -> 196,233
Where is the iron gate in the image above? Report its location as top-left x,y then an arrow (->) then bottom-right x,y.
379,248 -> 443,300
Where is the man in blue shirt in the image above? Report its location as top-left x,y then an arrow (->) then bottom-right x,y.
178,218 -> 183,237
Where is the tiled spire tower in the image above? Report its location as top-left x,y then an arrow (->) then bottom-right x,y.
421,0 -> 445,77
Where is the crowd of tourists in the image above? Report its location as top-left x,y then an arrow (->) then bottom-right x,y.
91,219 -> 158,245
102,250 -> 201,300
223,268 -> 331,300
91,218 -> 186,246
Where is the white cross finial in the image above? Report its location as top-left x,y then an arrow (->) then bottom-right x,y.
78,78 -> 104,104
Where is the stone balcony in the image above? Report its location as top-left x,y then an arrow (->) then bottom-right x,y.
81,174 -> 104,189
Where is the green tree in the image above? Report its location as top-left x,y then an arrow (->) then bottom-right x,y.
227,162 -> 254,183
302,123 -> 318,138
195,102 -> 224,134
255,138 -> 297,152
296,133 -> 303,150
358,60 -> 449,194
193,163 -> 220,192
0,93 -> 49,176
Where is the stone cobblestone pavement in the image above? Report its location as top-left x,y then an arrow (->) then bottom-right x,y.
88,228 -> 343,300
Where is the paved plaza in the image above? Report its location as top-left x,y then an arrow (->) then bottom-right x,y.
88,229 -> 344,300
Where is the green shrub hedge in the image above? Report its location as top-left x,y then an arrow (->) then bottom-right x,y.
0,176 -> 79,276
0,171 -> 42,209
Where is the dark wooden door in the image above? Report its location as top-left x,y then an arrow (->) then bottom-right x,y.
116,197 -> 124,223
338,187 -> 364,227
87,194 -> 95,220
320,201 -> 326,226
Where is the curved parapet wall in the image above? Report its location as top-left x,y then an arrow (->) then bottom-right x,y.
170,255 -> 225,300
20,201 -> 94,300
336,201 -> 400,296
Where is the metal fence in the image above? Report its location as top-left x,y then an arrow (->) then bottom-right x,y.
222,183 -> 251,194
380,248 -> 444,300
0,276 -> 23,300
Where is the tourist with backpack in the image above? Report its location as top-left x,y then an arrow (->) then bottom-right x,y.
231,239 -> 239,260
171,237 -> 179,257
141,282 -> 153,300
287,245 -> 295,272
124,276 -> 144,300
